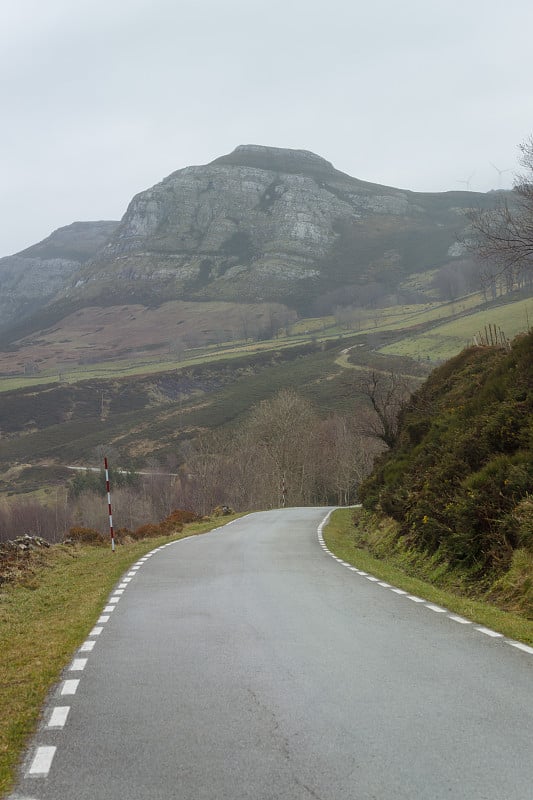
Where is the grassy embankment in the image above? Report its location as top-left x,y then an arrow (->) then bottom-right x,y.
0,515 -> 240,798
324,507 -> 533,646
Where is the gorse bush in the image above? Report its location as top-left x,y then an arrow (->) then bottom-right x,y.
126,510 -> 201,541
67,526 -> 107,546
359,331 -> 533,578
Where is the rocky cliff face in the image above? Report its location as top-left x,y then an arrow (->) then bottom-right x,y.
0,221 -> 119,330
1,146 -> 500,335
73,145 -> 493,311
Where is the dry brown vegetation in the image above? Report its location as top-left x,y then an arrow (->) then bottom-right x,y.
0,299 -> 296,375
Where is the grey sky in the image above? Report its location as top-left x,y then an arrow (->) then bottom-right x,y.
1,0 -> 532,256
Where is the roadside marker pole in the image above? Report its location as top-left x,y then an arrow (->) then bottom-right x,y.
104,457 -> 115,552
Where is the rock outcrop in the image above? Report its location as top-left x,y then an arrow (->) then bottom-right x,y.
0,221 -> 119,330
1,146 -> 502,333
72,145 -> 497,312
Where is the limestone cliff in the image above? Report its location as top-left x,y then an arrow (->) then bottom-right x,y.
1,146 -> 501,335
0,221 -> 119,330
72,145 -> 495,311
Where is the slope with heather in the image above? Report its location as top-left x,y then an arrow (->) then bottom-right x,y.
358,331 -> 533,615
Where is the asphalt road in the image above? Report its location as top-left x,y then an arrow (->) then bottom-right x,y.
10,508 -> 533,800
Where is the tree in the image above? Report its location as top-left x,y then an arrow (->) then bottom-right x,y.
467,136 -> 533,286
354,370 -> 415,448
316,415 -> 377,505
245,389 -> 319,507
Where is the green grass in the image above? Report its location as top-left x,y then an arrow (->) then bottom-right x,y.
0,515 -> 240,797
324,508 -> 533,646
380,295 -> 533,361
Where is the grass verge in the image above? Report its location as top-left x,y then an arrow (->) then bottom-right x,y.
324,508 -> 533,646
0,515 -> 241,797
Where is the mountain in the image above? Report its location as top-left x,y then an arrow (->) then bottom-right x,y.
0,145 -> 504,350
0,221 -> 119,331
68,144 -> 498,313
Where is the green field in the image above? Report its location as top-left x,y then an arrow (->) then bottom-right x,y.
379,296 -> 533,361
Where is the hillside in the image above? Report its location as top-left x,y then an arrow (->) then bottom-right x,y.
0,336 -> 429,495
358,331 -> 533,613
0,221 -> 119,331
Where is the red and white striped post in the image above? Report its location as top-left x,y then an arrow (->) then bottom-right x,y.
104,457 -> 115,552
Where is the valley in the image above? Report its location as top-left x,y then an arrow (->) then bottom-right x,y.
0,284 -> 530,500
0,144 -> 531,505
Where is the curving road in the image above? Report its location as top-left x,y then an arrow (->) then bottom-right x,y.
10,508 -> 533,799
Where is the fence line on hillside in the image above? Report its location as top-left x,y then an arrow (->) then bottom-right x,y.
472,324 -> 512,350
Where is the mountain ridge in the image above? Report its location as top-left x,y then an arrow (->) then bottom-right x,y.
0,145 -> 503,342
68,144 -> 498,308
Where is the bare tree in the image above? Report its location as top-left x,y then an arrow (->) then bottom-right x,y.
316,415 -> 378,505
354,370 -> 414,448
467,136 -> 533,287
245,389 -> 319,507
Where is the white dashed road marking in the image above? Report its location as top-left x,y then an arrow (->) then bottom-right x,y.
316,510 -> 532,660
508,641 -> 533,654
23,538 -> 184,791
60,680 -> 80,696
476,627 -> 504,638
46,707 -> 70,729
28,746 -> 56,776
69,658 -> 87,671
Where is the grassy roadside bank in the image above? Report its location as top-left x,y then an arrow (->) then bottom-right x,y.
0,515 -> 241,797
324,508 -> 533,646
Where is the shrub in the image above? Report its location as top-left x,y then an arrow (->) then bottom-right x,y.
358,331 -> 533,579
488,549 -> 533,617
113,527 -> 133,543
131,523 -> 160,540
512,496 -> 533,552
67,526 -> 106,546
159,509 -> 200,533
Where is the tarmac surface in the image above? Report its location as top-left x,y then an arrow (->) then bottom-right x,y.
9,507 -> 533,799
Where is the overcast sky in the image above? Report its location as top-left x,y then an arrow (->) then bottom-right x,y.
1,0 -> 532,256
